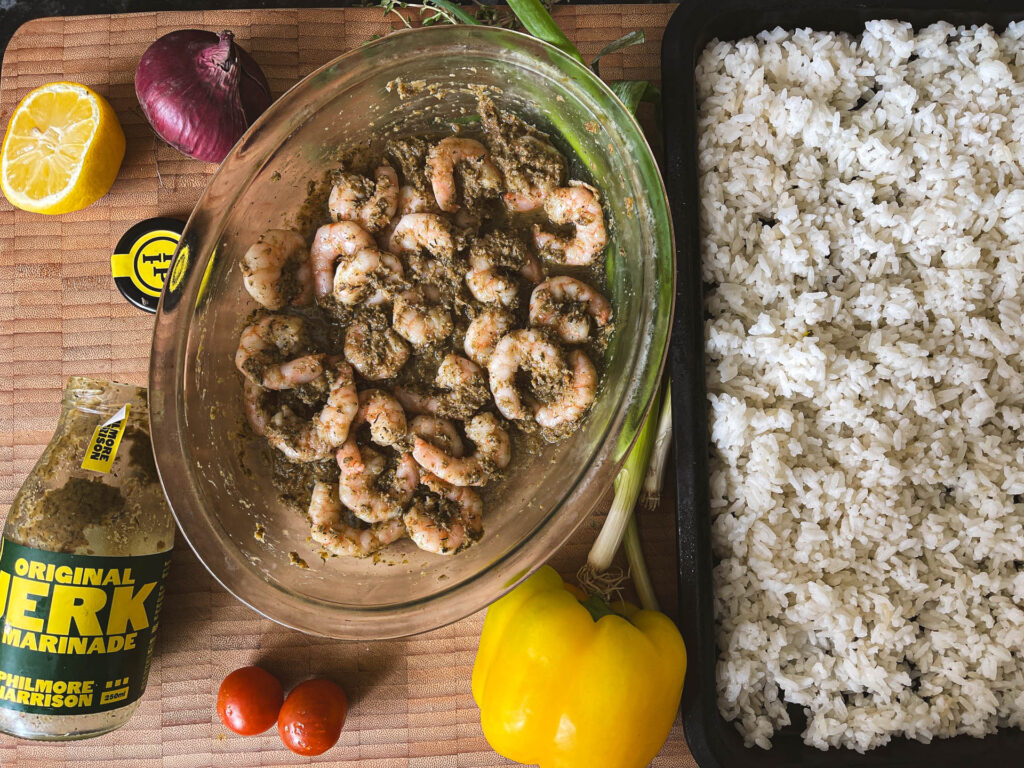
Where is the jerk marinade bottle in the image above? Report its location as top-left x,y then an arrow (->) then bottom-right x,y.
0,378 -> 174,739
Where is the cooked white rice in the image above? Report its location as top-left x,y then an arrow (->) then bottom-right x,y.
698,19 -> 1024,752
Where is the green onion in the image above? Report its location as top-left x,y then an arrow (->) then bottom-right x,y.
609,80 -> 661,113
587,387 -> 661,571
505,0 -> 585,63
590,31 -> 645,77
641,381 -> 673,511
380,0 -> 480,28
427,0 -> 481,26
624,517 -> 658,610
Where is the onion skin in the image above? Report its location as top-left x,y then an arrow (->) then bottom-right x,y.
135,29 -> 273,163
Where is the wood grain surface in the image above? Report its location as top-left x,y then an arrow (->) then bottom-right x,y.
0,6 -> 691,767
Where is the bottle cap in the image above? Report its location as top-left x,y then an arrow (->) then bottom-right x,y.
111,217 -> 186,313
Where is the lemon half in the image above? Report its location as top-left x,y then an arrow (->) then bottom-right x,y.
1,82 -> 125,215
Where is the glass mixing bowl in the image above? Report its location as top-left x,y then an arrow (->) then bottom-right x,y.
149,25 -> 674,639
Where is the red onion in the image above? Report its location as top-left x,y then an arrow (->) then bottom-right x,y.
135,29 -> 273,163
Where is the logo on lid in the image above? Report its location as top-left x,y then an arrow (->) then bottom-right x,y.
111,217 -> 186,313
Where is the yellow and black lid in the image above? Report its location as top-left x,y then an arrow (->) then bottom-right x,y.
111,217 -> 185,313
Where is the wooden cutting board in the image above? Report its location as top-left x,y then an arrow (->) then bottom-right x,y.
0,6 -> 691,767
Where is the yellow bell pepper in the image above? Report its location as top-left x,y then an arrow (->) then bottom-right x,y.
472,565 -> 687,768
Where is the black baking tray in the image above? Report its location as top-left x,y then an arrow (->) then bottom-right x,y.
663,1 -> 1024,766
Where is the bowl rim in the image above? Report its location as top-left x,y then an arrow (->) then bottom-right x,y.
148,24 -> 676,639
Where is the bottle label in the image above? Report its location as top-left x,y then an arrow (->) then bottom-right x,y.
80,404 -> 131,474
0,539 -> 171,715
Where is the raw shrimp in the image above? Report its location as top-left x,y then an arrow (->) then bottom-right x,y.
435,353 -> 484,390
333,247 -> 405,306
412,412 -> 510,486
311,221 -> 376,297
532,182 -> 608,266
392,355 -> 487,422
388,213 -> 454,260
393,386 -> 442,416
315,360 -> 360,448
533,349 -> 597,428
355,389 -> 408,448
235,315 -> 324,390
465,231 -> 540,305
464,309 -> 514,367
262,359 -> 358,461
336,438 -> 419,523
265,405 -> 332,462
329,165 -> 399,233
344,315 -> 411,380
403,472 -> 483,555
529,276 -> 613,344
397,185 -> 438,214
487,328 -> 569,421
434,353 -> 490,419
308,481 -> 406,558
241,229 -> 313,310
519,251 -> 545,284
244,379 -> 271,436
375,186 -> 437,251
410,415 -> 464,458
392,289 -> 453,349
503,190 -> 546,213
466,251 -> 518,307
426,137 -> 502,213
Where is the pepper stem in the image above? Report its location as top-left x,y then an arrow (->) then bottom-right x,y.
580,593 -> 619,622
213,30 -> 238,73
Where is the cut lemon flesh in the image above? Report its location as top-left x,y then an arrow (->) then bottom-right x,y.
1,82 -> 125,215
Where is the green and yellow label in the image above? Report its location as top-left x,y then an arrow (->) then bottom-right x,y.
0,540 -> 171,716
80,404 -> 130,473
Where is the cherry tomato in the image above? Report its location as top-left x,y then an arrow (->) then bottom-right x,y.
277,678 -> 348,756
216,666 -> 284,735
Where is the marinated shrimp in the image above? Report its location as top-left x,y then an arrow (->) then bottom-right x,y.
260,358 -> 358,462
308,481 -> 406,558
529,276 -> 613,344
241,229 -> 313,310
533,182 -> 608,266
311,221 -> 376,297
487,328 -> 571,421
410,415 -> 464,458
403,472 -> 483,555
480,97 -> 566,214
344,310 -> 411,380
355,389 -> 408,448
466,251 -> 518,307
426,137 -> 502,213
392,289 -> 453,349
388,213 -> 455,261
464,309 -> 514,367
237,97 -> 615,560
333,247 -> 404,306
533,349 -> 598,429
412,412 -> 510,487
337,438 -> 419,523
236,315 -> 324,390
329,165 -> 399,233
